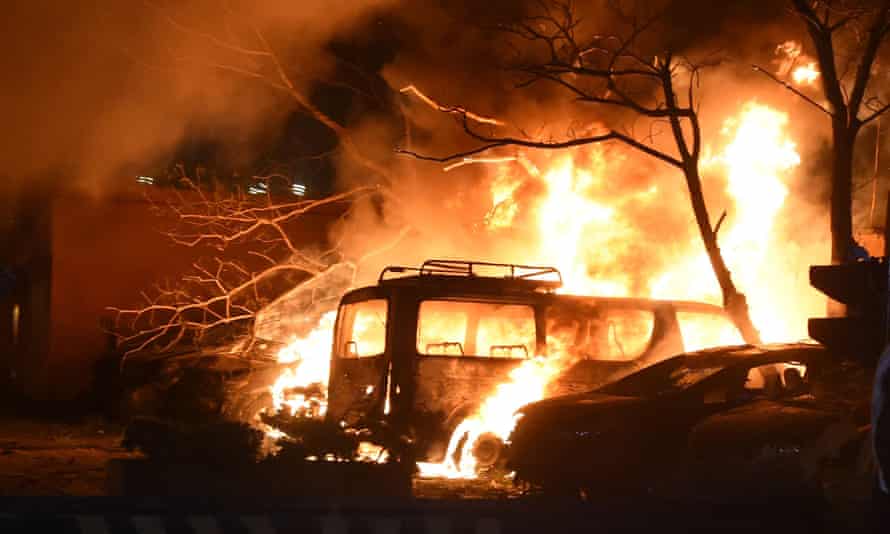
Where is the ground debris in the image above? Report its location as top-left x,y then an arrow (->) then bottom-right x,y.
122,417 -> 263,464
261,414 -> 360,461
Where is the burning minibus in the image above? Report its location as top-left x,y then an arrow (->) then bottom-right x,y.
323,259 -> 745,471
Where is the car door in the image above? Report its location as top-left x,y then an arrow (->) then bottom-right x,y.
687,359 -> 837,495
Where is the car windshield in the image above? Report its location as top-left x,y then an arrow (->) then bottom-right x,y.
597,355 -> 732,398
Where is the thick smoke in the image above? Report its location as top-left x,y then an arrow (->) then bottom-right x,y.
4,0 -> 881,334
320,0 -> 868,345
331,1 -> 833,280
1,0 -> 394,197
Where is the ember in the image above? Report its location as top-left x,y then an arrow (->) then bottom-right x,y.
775,40 -> 821,86
792,62 -> 820,85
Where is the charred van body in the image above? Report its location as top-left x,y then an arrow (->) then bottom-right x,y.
325,259 -> 745,468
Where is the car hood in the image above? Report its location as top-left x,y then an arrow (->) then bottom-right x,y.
515,392 -> 651,428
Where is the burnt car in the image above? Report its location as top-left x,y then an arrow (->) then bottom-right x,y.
115,262 -> 355,425
325,259 -> 745,468
117,338 -> 292,424
505,343 -> 873,499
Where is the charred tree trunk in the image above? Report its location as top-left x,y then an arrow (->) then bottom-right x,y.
791,0 -> 890,264
830,126 -> 857,264
663,68 -> 762,345
684,163 -> 762,344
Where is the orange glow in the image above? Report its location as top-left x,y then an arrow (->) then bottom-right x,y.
774,40 -> 819,86
415,101 -> 826,479
259,97 -> 828,478
268,310 -> 336,424
792,62 -> 820,85
481,101 -> 816,346
416,351 -> 573,479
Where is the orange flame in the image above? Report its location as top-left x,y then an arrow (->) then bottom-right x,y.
418,100 -> 825,479
416,351 -> 572,479
653,102 -> 814,342
269,310 -> 336,422
262,98 -> 827,478
792,62 -> 820,85
775,40 -> 820,86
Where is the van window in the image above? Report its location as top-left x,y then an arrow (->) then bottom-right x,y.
676,311 -> 745,352
417,300 -> 535,358
546,307 -> 654,361
335,299 -> 387,358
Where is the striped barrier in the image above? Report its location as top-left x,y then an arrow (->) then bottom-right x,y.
0,496 -> 848,533
0,513 -> 505,534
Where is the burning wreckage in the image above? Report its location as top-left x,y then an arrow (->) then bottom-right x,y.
116,259 -> 754,494
506,343 -> 874,500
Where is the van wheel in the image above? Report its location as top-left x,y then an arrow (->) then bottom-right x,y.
449,431 -> 507,474
471,432 -> 505,470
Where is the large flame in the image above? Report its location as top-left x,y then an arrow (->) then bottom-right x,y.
269,310 -> 336,421
417,100 -> 824,479
263,99 -> 827,479
651,102 -> 817,342
489,100 -> 817,343
417,351 -> 571,479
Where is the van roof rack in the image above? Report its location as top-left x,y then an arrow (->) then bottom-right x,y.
378,259 -> 563,290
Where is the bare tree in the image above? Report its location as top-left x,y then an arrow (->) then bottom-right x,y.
141,0 -> 398,188
106,2 -> 414,355
107,181 -> 374,355
399,1 -> 762,343
765,1 -> 890,264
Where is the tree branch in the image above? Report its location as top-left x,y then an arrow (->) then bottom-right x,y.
848,1 -> 890,125
397,111 -> 683,168
752,64 -> 833,115
861,101 -> 890,125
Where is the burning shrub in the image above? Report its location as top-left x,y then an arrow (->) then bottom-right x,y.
260,414 -> 358,459
259,411 -> 408,466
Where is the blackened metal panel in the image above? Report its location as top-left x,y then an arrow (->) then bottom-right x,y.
412,356 -> 522,460
548,361 -> 636,397
326,355 -> 387,426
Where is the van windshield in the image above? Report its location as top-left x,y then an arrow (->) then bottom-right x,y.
335,299 -> 388,358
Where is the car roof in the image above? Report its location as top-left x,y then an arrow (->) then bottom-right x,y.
662,342 -> 827,367
341,280 -> 730,315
